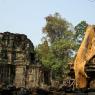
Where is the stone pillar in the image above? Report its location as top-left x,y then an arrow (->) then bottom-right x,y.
15,65 -> 26,88
7,52 -> 12,64
26,65 -> 43,88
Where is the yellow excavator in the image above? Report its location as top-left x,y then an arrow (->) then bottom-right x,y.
74,25 -> 95,89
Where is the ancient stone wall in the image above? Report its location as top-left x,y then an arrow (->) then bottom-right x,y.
0,32 -> 50,88
14,64 -> 44,88
14,64 -> 26,88
26,65 -> 43,88
0,64 -> 15,86
0,32 -> 35,65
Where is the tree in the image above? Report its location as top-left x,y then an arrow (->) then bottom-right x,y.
35,40 -> 54,68
74,21 -> 88,45
36,14 -> 89,80
36,13 -> 77,79
43,13 -> 70,43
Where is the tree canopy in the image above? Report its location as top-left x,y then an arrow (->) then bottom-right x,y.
35,13 -> 88,80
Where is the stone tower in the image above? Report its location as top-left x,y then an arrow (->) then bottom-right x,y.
0,32 -> 35,65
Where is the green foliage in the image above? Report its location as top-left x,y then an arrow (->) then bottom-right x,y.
74,21 -> 88,45
43,13 -> 70,43
35,40 -> 52,68
36,13 -> 88,80
36,13 -> 77,79
51,39 -> 76,59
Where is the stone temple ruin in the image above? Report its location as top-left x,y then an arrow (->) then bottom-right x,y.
0,32 -> 50,89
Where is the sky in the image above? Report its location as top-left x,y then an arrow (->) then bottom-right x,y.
0,0 -> 95,46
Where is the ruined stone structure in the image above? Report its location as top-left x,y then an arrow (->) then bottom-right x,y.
74,25 -> 95,88
0,64 -> 15,86
0,32 -> 49,88
14,64 -> 44,88
0,32 -> 35,65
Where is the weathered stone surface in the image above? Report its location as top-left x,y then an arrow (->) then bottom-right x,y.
0,64 -> 15,86
74,26 -> 95,88
26,65 -> 43,88
0,32 -> 50,89
14,64 -> 26,88
0,32 -> 35,65
14,64 -> 44,88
